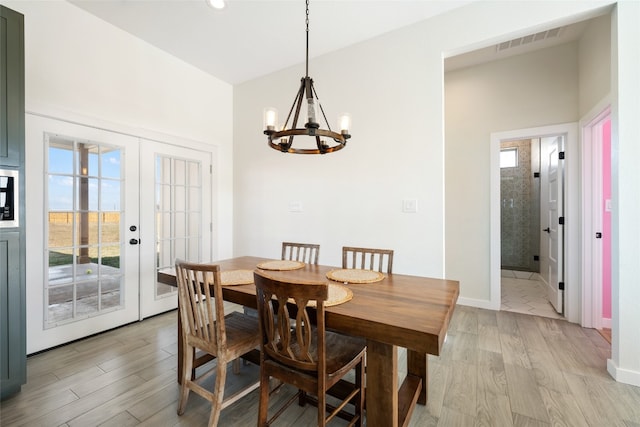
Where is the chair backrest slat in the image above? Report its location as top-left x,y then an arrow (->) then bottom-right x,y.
282,242 -> 320,265
342,246 -> 394,274
175,260 -> 226,351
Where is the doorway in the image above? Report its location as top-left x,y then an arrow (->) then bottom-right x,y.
25,114 -> 213,353
491,123 -> 578,321
498,137 -> 565,319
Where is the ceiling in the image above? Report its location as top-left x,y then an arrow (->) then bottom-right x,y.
69,0 -> 475,84
69,0 -> 590,85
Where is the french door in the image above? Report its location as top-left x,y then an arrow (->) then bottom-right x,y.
139,139 -> 211,318
26,115 -> 212,353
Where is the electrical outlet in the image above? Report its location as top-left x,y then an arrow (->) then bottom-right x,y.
402,199 -> 418,213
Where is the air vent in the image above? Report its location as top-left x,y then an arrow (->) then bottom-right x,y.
497,27 -> 565,52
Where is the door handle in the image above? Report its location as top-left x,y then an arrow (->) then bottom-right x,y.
129,238 -> 139,245
543,227 -> 550,233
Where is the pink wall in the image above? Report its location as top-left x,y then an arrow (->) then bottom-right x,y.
602,118 -> 612,319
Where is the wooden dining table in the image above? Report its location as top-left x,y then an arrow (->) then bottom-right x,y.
159,256 -> 459,427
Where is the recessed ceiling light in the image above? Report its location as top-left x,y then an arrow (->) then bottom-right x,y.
206,0 -> 226,10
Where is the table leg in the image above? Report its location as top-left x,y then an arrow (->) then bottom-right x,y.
407,349 -> 428,405
366,340 -> 398,427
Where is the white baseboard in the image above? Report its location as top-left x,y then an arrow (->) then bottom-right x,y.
601,317 -> 612,329
607,359 -> 640,387
456,296 -> 499,311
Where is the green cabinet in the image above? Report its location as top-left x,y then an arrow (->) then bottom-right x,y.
0,5 -> 26,400
1,5 -> 24,167
1,232 -> 25,399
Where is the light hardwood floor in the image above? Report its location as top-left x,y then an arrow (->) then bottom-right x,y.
2,305 -> 639,426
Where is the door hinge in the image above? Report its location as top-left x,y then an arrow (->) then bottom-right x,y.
533,172 -> 540,178
559,281 -> 565,291
559,216 -> 565,225
559,151 -> 565,160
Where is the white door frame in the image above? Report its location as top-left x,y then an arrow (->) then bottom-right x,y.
580,99 -> 611,329
490,123 -> 579,322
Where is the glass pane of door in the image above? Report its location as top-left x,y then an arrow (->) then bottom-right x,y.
46,136 -> 124,326
139,139 -> 211,318
155,155 -> 202,297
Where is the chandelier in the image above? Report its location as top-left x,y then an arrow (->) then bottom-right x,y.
263,0 -> 351,154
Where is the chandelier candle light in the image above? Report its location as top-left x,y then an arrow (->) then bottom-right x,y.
263,0 -> 351,154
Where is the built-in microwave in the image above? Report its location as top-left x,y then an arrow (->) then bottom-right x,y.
0,168 -> 19,228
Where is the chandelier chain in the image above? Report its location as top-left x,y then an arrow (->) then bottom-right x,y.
305,0 -> 310,78
305,0 -> 309,30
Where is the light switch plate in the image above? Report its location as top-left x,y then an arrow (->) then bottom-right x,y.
289,201 -> 303,212
402,199 -> 418,213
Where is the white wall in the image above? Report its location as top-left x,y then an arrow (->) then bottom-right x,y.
233,23 -> 446,276
3,0 -> 236,259
234,1 -> 640,385
445,42 -> 579,302
609,0 -> 640,387
579,14 -> 612,117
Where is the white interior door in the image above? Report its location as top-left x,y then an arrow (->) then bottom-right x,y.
540,135 -> 564,314
26,115 -> 140,353
138,139 -> 211,319
581,107 -> 612,329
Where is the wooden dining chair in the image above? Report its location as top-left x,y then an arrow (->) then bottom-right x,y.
175,259 -> 261,427
254,270 -> 366,427
342,246 -> 394,274
281,241 -> 320,265
243,242 -> 320,322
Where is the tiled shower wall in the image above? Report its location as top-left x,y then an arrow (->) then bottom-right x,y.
501,139 -> 540,272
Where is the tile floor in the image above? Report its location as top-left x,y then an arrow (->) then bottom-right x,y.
500,269 -> 564,320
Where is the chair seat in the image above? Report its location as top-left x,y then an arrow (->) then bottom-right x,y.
324,333 -> 366,376
224,311 -> 261,344
186,312 -> 260,356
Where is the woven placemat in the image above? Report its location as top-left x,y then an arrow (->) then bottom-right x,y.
220,269 -> 254,286
326,268 -> 385,284
301,283 -> 353,307
256,260 -> 305,271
